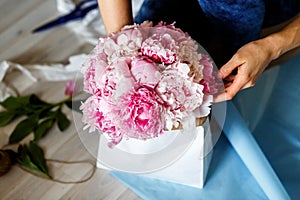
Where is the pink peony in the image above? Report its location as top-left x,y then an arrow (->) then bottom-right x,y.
156,63 -> 204,128
117,87 -> 164,140
130,56 -> 161,86
141,33 -> 178,64
81,45 -> 108,96
153,22 -> 190,43
80,21 -> 220,146
199,54 -> 219,94
179,40 -> 204,82
100,58 -> 135,101
121,21 -> 153,43
104,28 -> 144,63
80,96 -> 106,133
80,96 -> 124,146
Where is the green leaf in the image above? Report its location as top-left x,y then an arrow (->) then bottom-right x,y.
28,141 -> 49,176
34,118 -> 55,141
56,110 -> 70,131
18,153 -> 41,173
38,109 -> 56,120
0,111 -> 15,127
9,117 -> 38,144
17,144 -> 50,178
26,95 -> 54,117
29,94 -> 50,106
0,96 -> 30,111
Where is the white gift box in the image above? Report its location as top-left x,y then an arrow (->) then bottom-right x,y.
97,118 -> 214,189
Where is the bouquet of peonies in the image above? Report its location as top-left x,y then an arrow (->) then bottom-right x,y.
80,21 -> 219,147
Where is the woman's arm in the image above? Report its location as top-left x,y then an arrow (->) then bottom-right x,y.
97,0 -> 133,34
267,15 -> 300,58
215,15 -> 300,102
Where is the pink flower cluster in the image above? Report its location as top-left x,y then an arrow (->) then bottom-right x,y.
80,22 -> 218,147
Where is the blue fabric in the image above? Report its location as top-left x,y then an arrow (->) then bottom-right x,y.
233,53 -> 300,200
134,0 -> 300,66
197,0 -> 265,47
110,53 -> 300,199
263,0 -> 300,27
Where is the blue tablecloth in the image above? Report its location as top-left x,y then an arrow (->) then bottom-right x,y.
111,53 -> 300,200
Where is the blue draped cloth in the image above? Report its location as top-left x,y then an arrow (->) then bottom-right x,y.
234,53 -> 300,199
111,52 -> 300,199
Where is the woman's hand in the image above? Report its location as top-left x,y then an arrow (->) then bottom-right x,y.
214,39 -> 276,102
214,15 -> 300,102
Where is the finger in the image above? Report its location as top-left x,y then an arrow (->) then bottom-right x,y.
218,56 -> 244,79
223,75 -> 247,100
241,81 -> 255,90
224,78 -> 253,91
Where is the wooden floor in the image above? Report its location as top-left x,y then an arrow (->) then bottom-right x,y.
0,0 -> 141,199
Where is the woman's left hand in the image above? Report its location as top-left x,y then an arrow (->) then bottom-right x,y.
214,39 -> 276,102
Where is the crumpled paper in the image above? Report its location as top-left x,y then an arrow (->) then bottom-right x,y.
0,54 -> 86,101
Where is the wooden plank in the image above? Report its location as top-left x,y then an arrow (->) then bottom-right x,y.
0,0 -> 47,32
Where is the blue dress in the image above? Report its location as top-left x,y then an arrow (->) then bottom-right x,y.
134,0 -> 300,66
